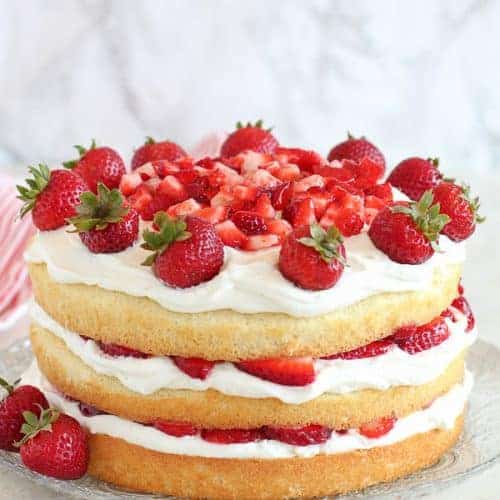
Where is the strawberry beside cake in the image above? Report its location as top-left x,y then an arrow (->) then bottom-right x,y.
3,122 -> 482,498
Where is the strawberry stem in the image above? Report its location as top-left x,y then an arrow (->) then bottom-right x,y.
15,407 -> 60,447
0,376 -> 14,395
63,139 -> 97,169
299,223 -> 346,265
16,164 -> 51,218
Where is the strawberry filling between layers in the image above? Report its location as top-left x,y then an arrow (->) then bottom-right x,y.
21,361 -> 474,460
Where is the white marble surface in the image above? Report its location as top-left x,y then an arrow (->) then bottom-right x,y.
1,0 -> 500,173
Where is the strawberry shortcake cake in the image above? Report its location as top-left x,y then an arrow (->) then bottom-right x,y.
10,123 -> 481,498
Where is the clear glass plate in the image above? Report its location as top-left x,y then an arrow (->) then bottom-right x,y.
1,338 -> 499,499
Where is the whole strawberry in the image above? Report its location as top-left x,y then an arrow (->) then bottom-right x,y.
387,157 -> 442,201
131,137 -> 187,170
221,120 -> 279,157
69,183 -> 139,253
17,165 -> 88,230
368,191 -> 450,264
0,378 -> 48,451
432,182 -> 484,242
64,140 -> 126,192
279,223 -> 346,291
17,408 -> 89,480
327,133 -> 385,173
142,212 -> 224,288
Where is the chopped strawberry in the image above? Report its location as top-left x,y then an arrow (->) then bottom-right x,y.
253,193 -> 276,218
194,206 -> 229,224
167,198 -> 202,217
364,194 -> 387,224
242,234 -> 280,251
270,164 -> 302,182
315,165 -> 355,184
359,416 -> 396,438
128,188 -> 155,220
307,187 -> 332,219
270,182 -> 294,210
282,198 -> 316,228
156,175 -> 188,204
246,169 -> 280,189
267,218 -> 293,242
263,424 -> 332,446
215,220 -> 248,248
233,184 -> 259,203
186,176 -> 216,204
201,428 -> 262,444
154,420 -> 198,437
209,163 -> 244,187
275,147 -> 323,172
451,296 -> 475,332
173,356 -> 215,380
294,175 -> 325,194
174,169 -> 198,186
346,158 -> 384,190
231,211 -> 267,235
393,317 -> 450,354
236,357 -> 315,386
98,341 -> 150,358
210,187 -> 235,207
365,182 -> 393,203
321,206 -> 363,237
119,172 -> 143,196
322,338 -> 394,360
151,160 -> 180,178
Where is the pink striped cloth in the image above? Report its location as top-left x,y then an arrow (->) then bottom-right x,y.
0,174 -> 35,331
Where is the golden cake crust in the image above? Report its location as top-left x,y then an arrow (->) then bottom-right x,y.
87,415 -> 463,499
31,324 -> 465,429
29,262 -> 461,360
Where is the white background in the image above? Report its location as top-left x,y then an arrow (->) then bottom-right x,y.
0,0 -> 499,498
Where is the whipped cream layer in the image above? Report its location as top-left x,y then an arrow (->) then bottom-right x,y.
21,362 -> 472,459
25,222 -> 465,317
31,302 -> 476,403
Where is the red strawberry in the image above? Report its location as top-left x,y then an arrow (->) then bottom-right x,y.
242,234 -> 280,251
323,338 -> 394,360
236,357 -> 315,386
368,191 -> 450,264
201,428 -> 261,444
331,208 -> 364,237
270,182 -> 294,210
345,158 -> 384,190
142,213 -> 224,288
0,379 -> 49,451
365,182 -> 393,203
154,420 -> 198,437
194,206 -> 228,224
63,140 -> 126,192
231,211 -> 267,235
359,416 -> 396,438
69,184 -> 139,253
263,424 -> 332,446
157,175 -> 188,203
131,137 -> 187,170
275,147 -> 323,172
18,408 -> 89,480
282,198 -> 316,228
393,317 -> 450,354
279,223 -> 345,291
78,402 -> 105,417
432,182 -> 483,242
221,120 -> 279,157
387,157 -> 442,201
98,341 -> 150,359
215,220 -> 248,248
173,356 -> 215,380
451,296 -> 475,332
327,133 -> 385,173
17,165 -> 88,231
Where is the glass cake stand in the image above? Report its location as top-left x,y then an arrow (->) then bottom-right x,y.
0,337 -> 499,500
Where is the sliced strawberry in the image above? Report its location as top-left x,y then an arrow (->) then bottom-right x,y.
128,188 -> 154,220
294,175 -> 325,194
151,160 -> 180,178
267,218 -> 293,242
98,342 -> 150,359
236,357 -> 315,386
270,164 -> 302,182
270,182 -> 294,210
231,211 -> 267,235
263,424 -> 332,446
210,187 -> 235,207
315,165 -> 355,184
276,147 -> 323,172
365,182 -> 393,203
215,220 -> 248,248
174,169 -> 198,186
242,234 -> 280,251
346,158 -> 384,190
359,416 -> 396,438
393,317 -> 450,354
186,176 -> 216,204
364,195 -> 387,224
233,184 -> 259,203
173,356 -> 215,380
323,338 -> 393,360
252,193 -> 275,219
194,206 -> 229,224
201,428 -> 261,444
135,163 -> 157,181
154,420 -> 198,437
282,198 -> 316,227
209,164 -> 244,187
451,296 -> 475,332
157,175 -> 188,203
246,169 -> 280,189
307,187 -> 332,219
167,198 -> 202,217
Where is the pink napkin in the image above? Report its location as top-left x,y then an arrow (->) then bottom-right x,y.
0,175 -> 35,330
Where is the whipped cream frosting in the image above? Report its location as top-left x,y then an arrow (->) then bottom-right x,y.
25,222 -> 465,317
31,302 -> 476,403
20,362 -> 472,459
